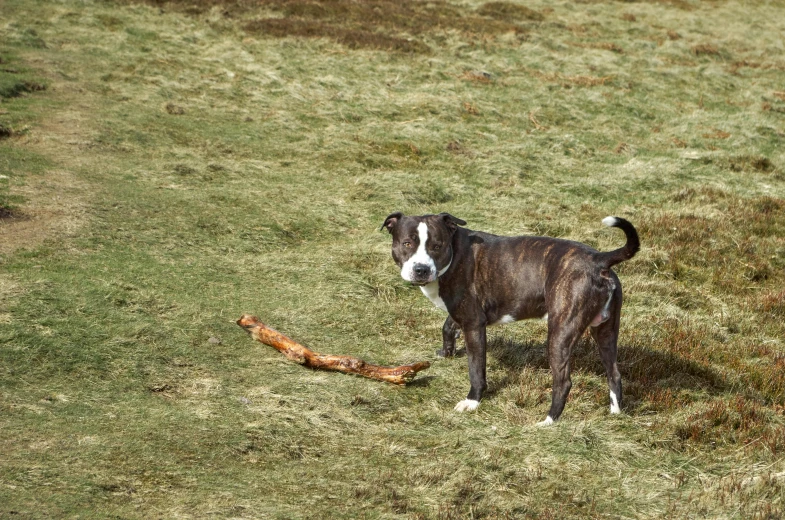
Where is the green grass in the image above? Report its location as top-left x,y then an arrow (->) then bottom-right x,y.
1,0 -> 785,517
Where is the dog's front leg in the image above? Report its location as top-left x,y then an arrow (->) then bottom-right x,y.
454,323 -> 487,412
437,316 -> 461,357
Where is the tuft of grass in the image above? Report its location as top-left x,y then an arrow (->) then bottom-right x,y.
477,2 -> 545,22
244,18 -> 432,53
0,78 -> 46,99
0,53 -> 47,99
528,69 -> 615,87
726,154 -> 775,173
571,41 -> 625,53
691,43 -> 721,56
759,290 -> 785,317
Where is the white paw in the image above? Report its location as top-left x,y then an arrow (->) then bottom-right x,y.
454,399 -> 480,412
610,391 -> 621,414
536,416 -> 554,427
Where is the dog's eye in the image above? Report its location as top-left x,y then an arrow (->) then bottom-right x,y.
403,241 -> 413,248
432,244 -> 442,251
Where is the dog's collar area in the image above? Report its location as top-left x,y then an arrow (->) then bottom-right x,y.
437,254 -> 453,278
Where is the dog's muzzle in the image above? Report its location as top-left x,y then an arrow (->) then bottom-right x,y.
409,263 -> 436,285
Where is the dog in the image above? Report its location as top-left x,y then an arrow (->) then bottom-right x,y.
382,212 -> 639,424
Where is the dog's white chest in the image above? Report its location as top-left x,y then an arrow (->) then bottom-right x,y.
420,281 -> 447,312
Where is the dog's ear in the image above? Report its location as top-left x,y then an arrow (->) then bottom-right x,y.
381,212 -> 404,233
439,213 -> 467,233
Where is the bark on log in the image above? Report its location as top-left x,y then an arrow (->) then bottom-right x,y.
237,314 -> 430,385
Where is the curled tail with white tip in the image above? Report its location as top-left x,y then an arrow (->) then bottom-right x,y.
596,216 -> 640,268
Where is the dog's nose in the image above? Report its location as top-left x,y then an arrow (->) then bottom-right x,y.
413,264 -> 431,279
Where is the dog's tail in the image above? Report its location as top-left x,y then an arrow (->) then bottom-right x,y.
596,216 -> 640,268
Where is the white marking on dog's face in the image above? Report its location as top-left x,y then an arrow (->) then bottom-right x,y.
492,314 -> 515,326
454,399 -> 479,412
400,222 -> 437,284
610,391 -> 621,414
536,416 -> 554,426
389,215 -> 454,286
420,280 -> 447,312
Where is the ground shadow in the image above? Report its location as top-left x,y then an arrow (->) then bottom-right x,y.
484,333 -> 728,412
0,206 -> 27,220
406,375 -> 437,388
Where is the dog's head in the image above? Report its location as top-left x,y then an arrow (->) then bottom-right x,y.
381,212 -> 466,285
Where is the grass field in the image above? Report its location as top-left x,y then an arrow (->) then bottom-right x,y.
2,0 -> 785,517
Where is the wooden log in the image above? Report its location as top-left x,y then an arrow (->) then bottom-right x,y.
237,314 -> 430,385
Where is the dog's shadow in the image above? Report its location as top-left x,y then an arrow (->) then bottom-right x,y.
406,375 -> 438,388
484,334 -> 727,412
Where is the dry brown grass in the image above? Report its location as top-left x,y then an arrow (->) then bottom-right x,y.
692,43 -> 721,56
462,101 -> 481,116
703,129 -> 731,139
673,397 -> 783,453
759,290 -> 785,316
461,70 -> 494,84
726,155 -> 775,173
156,0 -> 533,52
570,41 -> 624,53
476,2 -> 545,22
614,142 -> 631,154
527,69 -> 615,87
244,18 -> 431,53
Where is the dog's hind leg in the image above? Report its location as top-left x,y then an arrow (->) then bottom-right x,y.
590,282 -> 623,415
438,316 -> 461,357
539,314 -> 586,425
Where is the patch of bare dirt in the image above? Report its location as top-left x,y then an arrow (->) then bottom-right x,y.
1,82 -> 92,256
0,168 -> 89,255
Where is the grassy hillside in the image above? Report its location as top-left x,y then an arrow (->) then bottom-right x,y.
1,0 -> 784,517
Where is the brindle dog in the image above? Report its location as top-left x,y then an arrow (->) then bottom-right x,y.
382,212 -> 639,424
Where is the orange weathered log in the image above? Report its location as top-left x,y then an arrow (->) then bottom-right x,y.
237,314 -> 430,385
